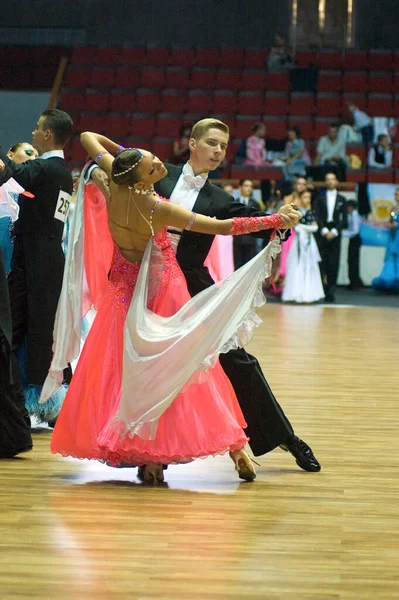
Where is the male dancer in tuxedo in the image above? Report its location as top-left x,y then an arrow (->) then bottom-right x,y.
314,172 -> 348,302
87,118 -> 321,472
0,109 -> 73,423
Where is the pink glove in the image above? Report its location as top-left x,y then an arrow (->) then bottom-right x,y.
230,214 -> 283,237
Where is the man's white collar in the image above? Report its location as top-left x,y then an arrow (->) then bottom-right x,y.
183,162 -> 208,181
40,150 -> 64,160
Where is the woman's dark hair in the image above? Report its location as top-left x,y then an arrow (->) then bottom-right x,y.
8,142 -> 25,153
179,123 -> 192,138
288,126 -> 301,138
111,149 -> 144,185
41,109 -> 73,146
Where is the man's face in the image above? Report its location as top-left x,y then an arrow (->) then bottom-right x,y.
379,135 -> 389,148
325,173 -> 338,190
223,184 -> 234,195
240,179 -> 253,198
328,127 -> 338,141
295,177 -> 307,194
32,116 -> 50,154
189,127 -> 229,172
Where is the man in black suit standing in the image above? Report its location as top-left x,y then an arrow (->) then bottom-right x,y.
233,179 -> 262,269
86,117 -> 321,472
314,172 -> 348,303
0,109 -> 73,423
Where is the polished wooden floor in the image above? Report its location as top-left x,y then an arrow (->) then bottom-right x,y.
1,304 -> 398,600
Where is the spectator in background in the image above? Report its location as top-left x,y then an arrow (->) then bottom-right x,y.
342,200 -> 364,291
368,134 -> 393,169
314,172 -> 348,303
245,122 -> 268,167
347,102 -> 374,147
171,123 -> 192,165
314,123 -> 348,182
267,34 -> 294,72
282,126 -> 310,181
282,190 -> 324,304
221,182 -> 234,195
233,179 -> 261,269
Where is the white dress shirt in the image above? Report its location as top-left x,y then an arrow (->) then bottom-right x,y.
321,189 -> 338,237
169,162 -> 208,210
353,108 -> 372,130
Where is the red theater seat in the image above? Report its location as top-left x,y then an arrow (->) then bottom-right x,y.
241,72 -> 267,91
110,92 -> 135,113
195,49 -> 219,68
237,93 -> 264,116
165,69 -> 191,89
317,71 -> 342,93
170,48 -> 194,67
114,68 -> 140,89
90,68 -> 115,89
141,69 -> 166,89
135,91 -> 161,113
131,116 -> 156,138
219,49 -> 244,69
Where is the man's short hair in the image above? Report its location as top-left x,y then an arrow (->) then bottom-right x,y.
41,109 -> 73,146
347,200 -> 358,209
377,133 -> 387,143
191,118 -> 229,141
325,171 -> 339,180
239,178 -> 253,186
329,122 -> 339,130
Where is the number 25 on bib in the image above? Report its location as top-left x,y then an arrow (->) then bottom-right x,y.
55,190 -> 72,224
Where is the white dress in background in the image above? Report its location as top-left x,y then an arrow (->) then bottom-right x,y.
282,209 -> 325,304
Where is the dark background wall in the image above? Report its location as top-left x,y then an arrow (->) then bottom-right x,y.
2,0 -> 399,49
1,0 -> 290,47
354,0 -> 399,48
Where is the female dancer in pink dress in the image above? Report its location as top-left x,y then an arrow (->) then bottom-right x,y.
46,133 -> 300,484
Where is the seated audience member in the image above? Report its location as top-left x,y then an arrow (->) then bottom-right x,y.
314,123 -> 348,182
171,123 -> 192,165
342,200 -> 364,290
233,179 -> 261,269
347,102 -> 374,147
282,126 -> 310,181
245,122 -> 268,167
267,34 -> 294,72
368,134 -> 393,169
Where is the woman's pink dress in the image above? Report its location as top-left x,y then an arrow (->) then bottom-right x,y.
51,229 -> 248,466
279,230 -> 296,279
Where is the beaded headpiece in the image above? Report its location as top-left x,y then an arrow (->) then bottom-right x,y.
113,148 -> 144,178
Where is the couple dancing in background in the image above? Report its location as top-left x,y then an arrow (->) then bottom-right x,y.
43,118 -> 321,482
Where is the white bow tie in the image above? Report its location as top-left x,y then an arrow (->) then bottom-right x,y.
183,174 -> 206,190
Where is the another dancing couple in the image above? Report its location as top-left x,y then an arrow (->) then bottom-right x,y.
43,118 -> 321,482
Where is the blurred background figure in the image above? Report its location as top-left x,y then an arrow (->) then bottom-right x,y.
372,192 -> 399,292
347,102 -> 374,147
342,200 -> 364,291
267,33 -> 294,72
282,190 -> 324,304
282,126 -> 310,181
368,134 -> 393,170
233,179 -> 262,269
171,123 -> 192,165
245,122 -> 268,167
